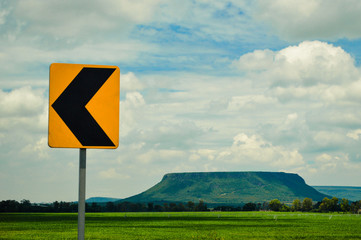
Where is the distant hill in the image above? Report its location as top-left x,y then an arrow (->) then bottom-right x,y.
120,172 -> 329,205
86,197 -> 121,203
313,186 -> 361,201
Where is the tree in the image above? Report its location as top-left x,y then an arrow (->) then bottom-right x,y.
89,202 -> 101,212
20,199 -> 31,212
319,197 -> 331,213
243,202 -> 257,211
257,203 -> 262,211
154,204 -> 163,212
330,197 -> 339,212
53,201 -> 60,212
147,202 -> 154,212
291,199 -> 301,212
177,203 -> 186,212
269,199 -> 282,211
195,200 -> 208,211
106,202 -> 115,212
302,198 -> 313,212
262,202 -> 269,211
340,198 -> 350,213
319,197 -> 339,213
117,202 -> 130,212
351,200 -> 361,214
187,201 -> 195,211
169,203 -> 177,211
280,204 -> 290,212
0,200 -> 20,212
163,203 -> 169,211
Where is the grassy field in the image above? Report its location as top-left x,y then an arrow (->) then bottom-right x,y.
1,212 -> 361,239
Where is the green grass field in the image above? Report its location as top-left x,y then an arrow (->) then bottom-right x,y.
1,212 -> 361,239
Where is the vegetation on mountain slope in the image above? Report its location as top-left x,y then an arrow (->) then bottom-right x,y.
122,172 -> 329,204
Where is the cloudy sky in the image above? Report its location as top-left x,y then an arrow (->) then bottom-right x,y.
1,0 -> 361,202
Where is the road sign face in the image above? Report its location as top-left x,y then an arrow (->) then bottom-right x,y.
48,63 -> 119,149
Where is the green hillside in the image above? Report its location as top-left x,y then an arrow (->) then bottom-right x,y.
121,172 -> 329,205
313,186 -> 361,201
86,197 -> 120,203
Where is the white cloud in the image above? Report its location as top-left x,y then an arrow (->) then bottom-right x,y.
0,8 -> 9,25
15,0 -> 161,39
284,113 -> 298,125
186,149 -> 216,163
120,91 -> 146,136
0,87 -> 48,135
0,87 -> 45,117
347,129 -> 361,140
120,72 -> 144,92
123,92 -> 145,108
99,168 -> 130,180
21,137 -> 50,159
218,133 -> 304,168
254,0 -> 361,41
345,80 -> 361,103
122,119 -> 205,151
227,95 -> 276,110
236,41 -> 358,86
234,41 -> 360,105
297,153 -> 361,185
233,49 -> 275,71
0,41 -> 151,87
137,149 -> 186,164
313,131 -> 347,149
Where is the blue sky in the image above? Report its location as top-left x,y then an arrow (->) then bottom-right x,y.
1,0 -> 361,202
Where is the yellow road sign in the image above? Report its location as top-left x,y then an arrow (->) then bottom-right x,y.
48,63 -> 119,149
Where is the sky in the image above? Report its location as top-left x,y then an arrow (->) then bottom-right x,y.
1,0 -> 361,203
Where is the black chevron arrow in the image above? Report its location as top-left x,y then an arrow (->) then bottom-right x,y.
52,67 -> 116,146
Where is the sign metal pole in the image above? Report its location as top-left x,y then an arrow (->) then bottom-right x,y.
78,148 -> 86,240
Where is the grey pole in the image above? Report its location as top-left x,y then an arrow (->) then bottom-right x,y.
78,148 -> 86,240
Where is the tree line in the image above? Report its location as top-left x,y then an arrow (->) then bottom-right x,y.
0,199 -> 208,213
214,198 -> 361,213
1,197 -> 360,213
268,197 -> 361,213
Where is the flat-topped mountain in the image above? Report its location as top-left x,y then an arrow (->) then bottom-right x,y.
121,172 -> 329,205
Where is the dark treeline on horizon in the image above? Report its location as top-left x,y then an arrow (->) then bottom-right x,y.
1,198 -> 361,214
